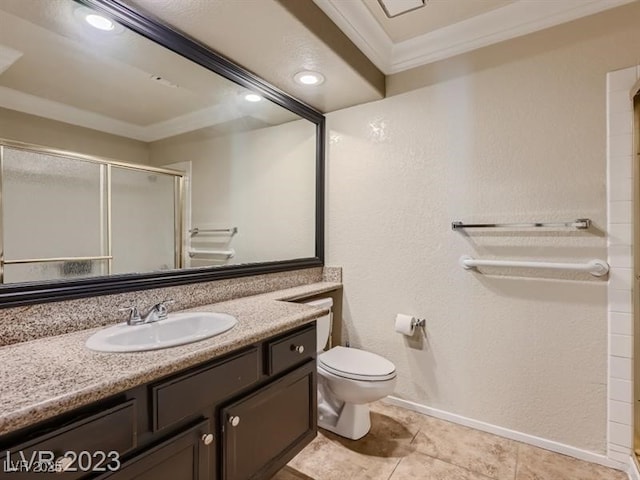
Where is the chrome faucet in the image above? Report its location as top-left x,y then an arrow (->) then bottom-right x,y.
119,300 -> 175,326
119,305 -> 142,326
142,300 -> 175,323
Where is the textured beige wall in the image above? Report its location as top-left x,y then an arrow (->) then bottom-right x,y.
326,3 -> 640,454
0,107 -> 149,164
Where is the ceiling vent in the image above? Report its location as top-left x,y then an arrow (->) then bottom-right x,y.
150,74 -> 179,88
377,0 -> 425,18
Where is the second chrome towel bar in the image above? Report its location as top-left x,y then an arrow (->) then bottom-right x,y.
459,256 -> 609,277
452,219 -> 591,230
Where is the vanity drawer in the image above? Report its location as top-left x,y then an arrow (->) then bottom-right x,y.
152,347 -> 259,431
6,399 -> 136,479
266,325 -> 316,376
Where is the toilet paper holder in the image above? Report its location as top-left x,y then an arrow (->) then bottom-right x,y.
412,318 -> 426,328
395,313 -> 426,336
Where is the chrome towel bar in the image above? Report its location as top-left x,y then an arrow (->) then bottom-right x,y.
4,255 -> 113,265
190,227 -> 238,236
459,256 -> 609,277
188,248 -> 235,259
451,219 -> 591,230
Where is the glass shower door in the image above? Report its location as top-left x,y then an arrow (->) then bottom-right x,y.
110,166 -> 179,275
2,147 -> 107,283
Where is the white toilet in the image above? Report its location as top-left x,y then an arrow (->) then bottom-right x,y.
306,298 -> 397,440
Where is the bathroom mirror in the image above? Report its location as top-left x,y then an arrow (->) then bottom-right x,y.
0,0 -> 324,306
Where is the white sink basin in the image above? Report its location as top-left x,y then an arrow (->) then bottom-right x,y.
86,312 -> 237,352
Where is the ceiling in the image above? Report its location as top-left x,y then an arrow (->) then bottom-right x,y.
0,0 -> 301,142
121,0 -> 637,108
313,0 -> 638,74
363,0 -> 511,43
0,0 -> 636,133
124,0 -> 385,112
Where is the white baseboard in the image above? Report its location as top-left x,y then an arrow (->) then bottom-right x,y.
384,396 -> 628,473
629,456 -> 640,479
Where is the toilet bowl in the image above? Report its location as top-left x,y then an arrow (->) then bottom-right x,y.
305,298 -> 397,440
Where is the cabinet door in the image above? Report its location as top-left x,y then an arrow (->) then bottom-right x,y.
221,362 -> 316,480
1,400 -> 136,480
100,420 -> 213,480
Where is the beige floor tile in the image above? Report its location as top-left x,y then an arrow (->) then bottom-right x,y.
515,444 -> 627,480
287,430 -> 402,480
390,451 -> 495,480
286,405 -> 419,480
270,466 -> 315,479
370,401 -> 428,438
280,402 -> 620,480
410,416 -> 518,479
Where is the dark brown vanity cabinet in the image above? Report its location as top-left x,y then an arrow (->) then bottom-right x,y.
221,362 -> 316,480
0,401 -> 139,480
151,348 -> 261,432
0,323 -> 316,480
98,420 -> 212,480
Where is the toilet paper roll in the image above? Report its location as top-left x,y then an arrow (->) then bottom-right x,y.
395,313 -> 415,336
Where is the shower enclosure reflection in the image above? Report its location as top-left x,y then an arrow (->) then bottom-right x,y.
1,142 -> 182,283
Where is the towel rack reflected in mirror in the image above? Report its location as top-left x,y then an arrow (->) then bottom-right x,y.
189,227 -> 238,236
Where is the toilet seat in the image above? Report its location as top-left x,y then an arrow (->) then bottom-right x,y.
318,346 -> 396,382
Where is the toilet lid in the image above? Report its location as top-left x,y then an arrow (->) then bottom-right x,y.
318,346 -> 396,382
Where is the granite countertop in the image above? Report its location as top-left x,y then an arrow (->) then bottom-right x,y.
0,281 -> 341,436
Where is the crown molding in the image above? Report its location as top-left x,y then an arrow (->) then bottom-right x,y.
313,0 -> 637,75
140,104 -> 242,142
311,0 -> 393,72
0,86 -> 247,143
390,0 -> 637,73
0,86 -> 150,141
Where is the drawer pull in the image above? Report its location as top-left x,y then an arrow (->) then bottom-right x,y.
201,433 -> 214,446
266,325 -> 315,375
55,455 -> 73,473
228,415 -> 240,427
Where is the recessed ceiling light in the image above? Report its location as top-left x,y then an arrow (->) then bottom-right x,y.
74,6 -> 123,33
85,13 -> 115,31
293,71 -> 325,86
244,93 -> 262,102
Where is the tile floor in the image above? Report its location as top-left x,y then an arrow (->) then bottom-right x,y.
271,402 -> 627,480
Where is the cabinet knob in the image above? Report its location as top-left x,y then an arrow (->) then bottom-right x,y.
228,415 -> 240,427
55,456 -> 73,473
201,433 -> 214,446
291,345 -> 305,354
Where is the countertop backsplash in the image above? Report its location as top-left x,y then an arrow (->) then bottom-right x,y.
0,266 -> 342,346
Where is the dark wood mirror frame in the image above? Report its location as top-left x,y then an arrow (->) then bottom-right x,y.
0,0 -> 325,308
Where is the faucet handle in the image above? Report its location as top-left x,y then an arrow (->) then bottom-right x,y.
154,299 -> 175,320
119,305 -> 142,325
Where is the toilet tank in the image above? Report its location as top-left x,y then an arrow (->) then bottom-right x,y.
304,297 -> 333,352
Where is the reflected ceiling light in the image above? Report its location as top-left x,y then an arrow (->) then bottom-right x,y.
293,71 -> 325,86
74,6 -> 122,33
85,13 -> 115,31
244,93 -> 262,102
